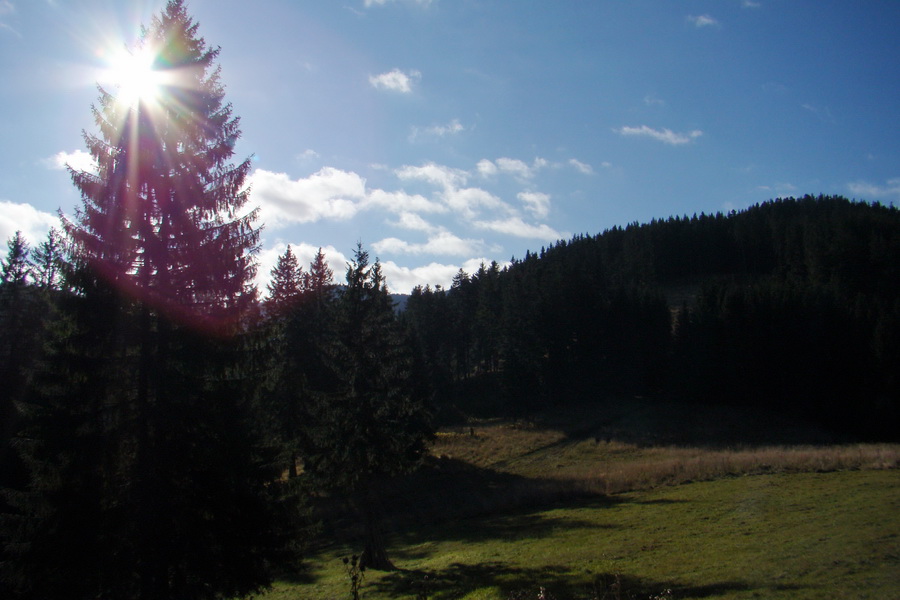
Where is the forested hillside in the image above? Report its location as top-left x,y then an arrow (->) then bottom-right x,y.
402,195 -> 900,438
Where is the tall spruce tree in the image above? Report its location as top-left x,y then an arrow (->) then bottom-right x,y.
266,245 -> 304,310
306,246 -> 335,299
3,3 -> 287,599
259,247 -> 338,483
0,231 -> 41,472
66,0 -> 258,327
304,244 -> 431,571
261,246 -> 309,480
28,228 -> 64,291
0,232 -> 31,286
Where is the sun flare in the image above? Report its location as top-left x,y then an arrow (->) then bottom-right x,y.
105,46 -> 166,108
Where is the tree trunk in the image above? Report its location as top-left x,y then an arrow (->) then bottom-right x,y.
358,489 -> 395,571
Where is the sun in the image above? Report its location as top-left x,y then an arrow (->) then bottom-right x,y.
105,46 -> 167,108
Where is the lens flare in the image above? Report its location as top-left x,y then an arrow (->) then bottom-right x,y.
104,46 -> 167,108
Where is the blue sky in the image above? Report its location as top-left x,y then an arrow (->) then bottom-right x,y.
1,0 -> 898,294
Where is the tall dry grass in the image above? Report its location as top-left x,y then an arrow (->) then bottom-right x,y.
427,417 -> 899,519
568,442 -> 900,496
425,443 -> 900,522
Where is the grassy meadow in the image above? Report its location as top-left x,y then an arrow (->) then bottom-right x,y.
262,398 -> 899,600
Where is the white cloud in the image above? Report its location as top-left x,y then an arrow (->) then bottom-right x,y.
496,157 -> 533,178
365,188 -> 446,214
757,182 -> 798,195
688,14 -> 720,28
296,149 -> 320,161
801,103 -> 835,123
476,159 -> 497,177
369,68 -> 421,93
518,191 -> 551,219
474,216 -> 562,241
742,1 -> 761,8
615,125 -> 703,146
373,230 -> 485,257
250,167 -> 365,228
396,162 -> 468,190
433,119 -> 464,136
45,149 -> 97,173
0,201 -> 61,248
568,158 -> 594,175
396,161 -> 519,219
388,212 -> 440,233
644,94 -> 665,107
0,1 -> 20,38
480,157 -> 548,180
443,187 -> 509,220
847,179 -> 900,200
410,118 -> 465,141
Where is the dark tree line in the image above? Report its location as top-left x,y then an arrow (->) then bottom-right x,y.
0,2 -> 430,598
403,196 -> 900,438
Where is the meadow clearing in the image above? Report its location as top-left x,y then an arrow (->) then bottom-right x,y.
261,398 -> 899,599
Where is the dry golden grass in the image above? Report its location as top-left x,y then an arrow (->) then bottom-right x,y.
433,421 -> 567,468
567,442 -> 900,496
430,399 -> 899,506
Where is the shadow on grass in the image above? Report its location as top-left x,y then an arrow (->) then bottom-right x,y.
374,458 -> 629,538
271,560 -> 322,585
369,561 -> 580,600
636,498 -> 690,505
671,581 -> 806,598
367,561 -> 800,600
388,504 -> 618,561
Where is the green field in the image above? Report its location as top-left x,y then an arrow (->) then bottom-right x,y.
261,401 -> 899,600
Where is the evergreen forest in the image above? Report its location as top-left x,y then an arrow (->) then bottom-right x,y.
0,2 -> 898,599
402,196 -> 900,439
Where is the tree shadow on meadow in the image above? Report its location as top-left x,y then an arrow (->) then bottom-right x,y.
271,560 -> 321,585
374,456 -> 629,537
387,505 -> 617,562
635,498 -> 690,506
367,560 -> 801,600
313,456 -> 633,568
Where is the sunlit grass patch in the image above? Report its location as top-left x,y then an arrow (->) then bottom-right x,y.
264,470 -> 899,600
265,399 -> 899,599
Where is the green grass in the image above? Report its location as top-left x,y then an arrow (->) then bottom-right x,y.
259,399 -> 899,599
262,470 -> 898,599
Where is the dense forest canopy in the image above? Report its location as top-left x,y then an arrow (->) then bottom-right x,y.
402,195 -> 900,437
